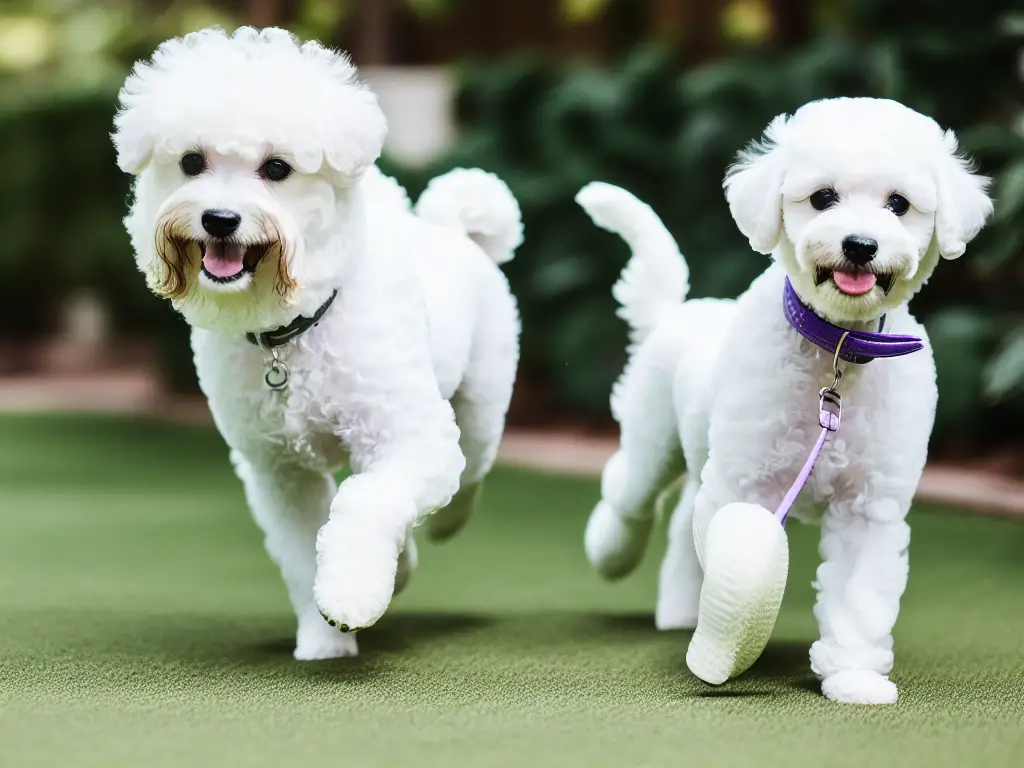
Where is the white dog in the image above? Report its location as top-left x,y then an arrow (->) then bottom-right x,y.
112,27 -> 522,660
577,97 -> 992,704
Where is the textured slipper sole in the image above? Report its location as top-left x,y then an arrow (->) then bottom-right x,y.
686,502 -> 789,685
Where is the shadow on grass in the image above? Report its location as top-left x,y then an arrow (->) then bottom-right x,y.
8,604 -> 822,694
253,611 -> 494,658
237,612 -> 496,683
5,606 -> 493,681
681,639 -> 820,699
589,611 -> 657,634
697,689 -> 775,698
350,611 -> 494,653
745,639 -> 812,679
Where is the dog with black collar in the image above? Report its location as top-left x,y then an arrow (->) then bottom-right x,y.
577,97 -> 992,703
112,27 -> 522,660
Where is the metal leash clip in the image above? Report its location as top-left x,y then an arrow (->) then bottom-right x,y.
818,387 -> 842,433
818,329 -> 849,435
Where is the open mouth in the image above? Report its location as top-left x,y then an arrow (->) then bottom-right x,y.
814,266 -> 895,296
199,241 -> 269,283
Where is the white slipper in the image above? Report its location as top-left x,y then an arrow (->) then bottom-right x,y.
686,502 -> 789,684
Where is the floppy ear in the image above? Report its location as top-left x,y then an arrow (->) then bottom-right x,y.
322,97 -> 387,178
111,127 -> 154,175
112,80 -> 157,175
933,129 -> 993,260
723,113 -> 789,255
298,42 -> 388,178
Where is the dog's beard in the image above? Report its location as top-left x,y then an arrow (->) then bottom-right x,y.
789,237 -> 921,323
805,248 -> 898,296
151,205 -> 297,303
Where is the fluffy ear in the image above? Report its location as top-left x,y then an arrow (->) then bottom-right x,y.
723,113 -> 789,254
322,96 -> 387,178
112,77 -> 157,174
299,42 -> 388,178
933,129 -> 993,260
111,127 -> 154,175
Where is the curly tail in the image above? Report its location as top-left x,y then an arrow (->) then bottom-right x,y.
415,168 -> 524,265
575,182 -> 689,351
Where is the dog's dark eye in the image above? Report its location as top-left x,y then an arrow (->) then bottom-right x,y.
886,193 -> 910,216
261,158 -> 292,182
809,188 -> 839,211
180,152 -> 206,177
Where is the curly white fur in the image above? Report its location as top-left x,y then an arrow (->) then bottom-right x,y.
113,27 -> 521,658
416,169 -> 524,264
576,183 -> 689,353
579,97 -> 992,704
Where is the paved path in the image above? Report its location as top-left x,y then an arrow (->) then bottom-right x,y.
1,371 -> 1021,516
498,431 -> 1024,518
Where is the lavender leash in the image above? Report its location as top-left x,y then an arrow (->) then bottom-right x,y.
774,282 -> 925,525
774,386 -> 841,525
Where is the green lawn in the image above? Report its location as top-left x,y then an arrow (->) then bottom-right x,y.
0,414 -> 1022,767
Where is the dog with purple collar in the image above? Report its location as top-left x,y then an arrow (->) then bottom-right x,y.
575,97 -> 992,704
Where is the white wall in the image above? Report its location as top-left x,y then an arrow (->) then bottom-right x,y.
362,66 -> 457,167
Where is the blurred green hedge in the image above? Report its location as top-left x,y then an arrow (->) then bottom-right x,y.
0,91 -> 193,383
0,2 -> 1021,454
386,9 -> 1023,452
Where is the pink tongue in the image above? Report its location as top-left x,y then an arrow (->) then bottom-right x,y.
202,242 -> 246,278
832,269 -> 877,295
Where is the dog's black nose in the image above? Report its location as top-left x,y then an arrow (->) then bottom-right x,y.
842,235 -> 878,265
201,209 -> 241,238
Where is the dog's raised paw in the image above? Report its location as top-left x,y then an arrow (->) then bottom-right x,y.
821,670 -> 898,705
313,517 -> 400,633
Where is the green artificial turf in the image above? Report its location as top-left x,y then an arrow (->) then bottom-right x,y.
0,414 -> 1022,767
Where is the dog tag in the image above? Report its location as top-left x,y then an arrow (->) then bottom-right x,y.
265,360 -> 289,389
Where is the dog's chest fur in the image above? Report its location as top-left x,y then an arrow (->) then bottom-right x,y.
702,265 -> 936,522
191,325 -> 355,472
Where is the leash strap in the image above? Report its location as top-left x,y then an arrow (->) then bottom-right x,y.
773,279 -> 928,524
774,387 -> 841,525
774,331 -> 848,525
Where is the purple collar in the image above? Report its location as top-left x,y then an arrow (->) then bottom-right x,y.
783,277 -> 923,364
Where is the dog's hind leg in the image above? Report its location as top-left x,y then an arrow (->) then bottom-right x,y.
426,286 -> 519,543
232,451 -> 358,660
422,392 -> 490,542
585,329 -> 686,581
655,475 -> 703,630
393,528 -> 418,595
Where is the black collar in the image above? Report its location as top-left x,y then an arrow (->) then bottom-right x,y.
244,290 -> 338,348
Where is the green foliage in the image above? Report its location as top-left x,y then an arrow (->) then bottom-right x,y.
0,91 -> 189,386
984,327 -> 1024,402
0,94 -> 158,332
385,4 -> 1023,447
1,0 -> 1021,446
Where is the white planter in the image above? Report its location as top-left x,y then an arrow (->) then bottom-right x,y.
362,66 -> 457,167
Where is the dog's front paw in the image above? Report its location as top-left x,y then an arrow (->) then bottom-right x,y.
821,670 -> 898,705
314,516 -> 401,633
294,616 -> 360,660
